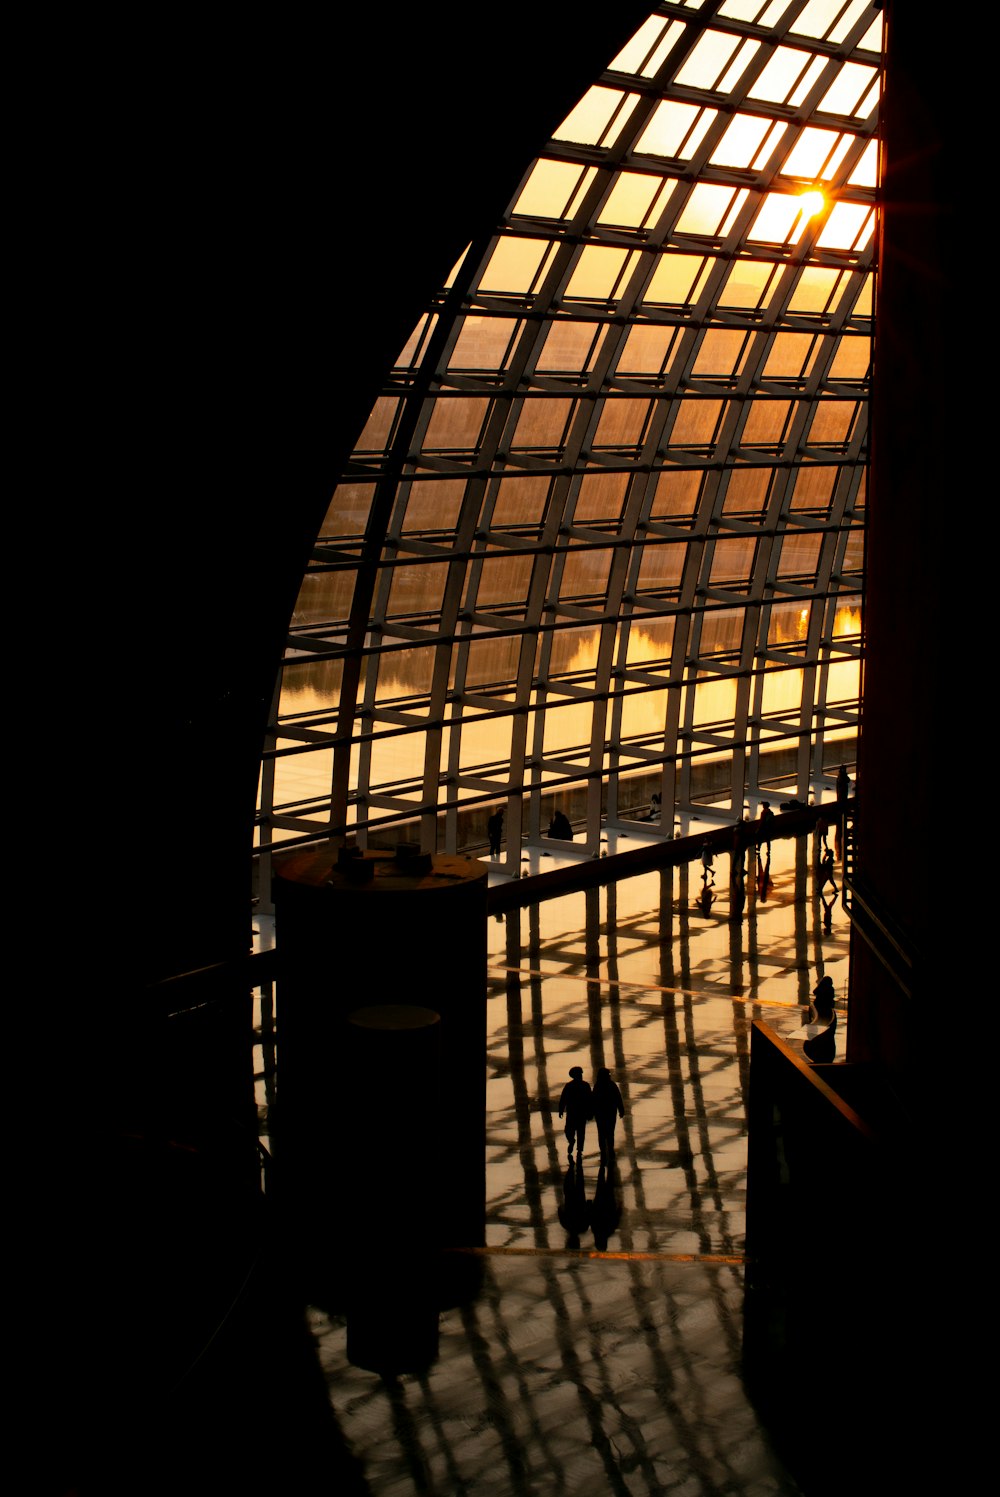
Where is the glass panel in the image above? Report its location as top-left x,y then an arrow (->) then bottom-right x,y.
722,468 -> 773,516
565,245 -> 632,300
319,483 -> 374,539
787,266 -> 843,313
817,203 -> 874,251
693,676 -> 738,727
828,335 -> 870,379
513,160 -> 594,220
574,472 -> 630,524
480,237 -> 552,295
789,466 -> 836,513
374,646 -> 437,701
356,397 -> 400,453
558,548 -> 615,601
808,401 -> 857,444
553,86 -> 638,148
423,397 -> 491,450
598,172 -> 667,229
292,569 -> 357,627
710,536 -> 757,584
718,260 -> 782,310
535,320 -> 604,372
674,184 -> 747,237
670,399 -> 726,446
511,398 -> 575,449
763,333 -> 817,379
742,400 -> 792,444
636,101 -> 715,159
448,317 -> 520,371
637,541 -> 687,591
491,475 -> 552,529
386,563 -> 449,618
819,62 -> 878,117
693,329 -> 750,376
594,398 -> 653,446
616,323 -> 682,375
643,253 -> 713,305
400,479 -> 467,533
776,532 -> 823,577
650,470 -> 702,520
471,553 -> 536,609
749,48 -> 825,106
768,600 -> 811,646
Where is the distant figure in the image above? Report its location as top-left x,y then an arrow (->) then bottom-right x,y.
591,1068 -> 625,1165
758,801 -> 775,854
700,841 -> 715,885
815,813 -> 830,854
803,975 -> 837,1063
817,847 -> 838,896
487,808 -> 504,858
836,765 -> 851,809
548,810 -> 574,841
558,1066 -> 593,1160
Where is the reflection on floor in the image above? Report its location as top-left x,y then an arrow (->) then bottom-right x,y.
273,827 -> 848,1495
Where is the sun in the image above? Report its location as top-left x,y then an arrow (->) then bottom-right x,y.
798,188 -> 826,219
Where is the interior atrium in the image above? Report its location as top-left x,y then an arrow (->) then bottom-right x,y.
38,1 -> 971,1493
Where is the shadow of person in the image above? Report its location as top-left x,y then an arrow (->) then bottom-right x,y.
590,1164 -> 622,1250
558,1159 -> 591,1248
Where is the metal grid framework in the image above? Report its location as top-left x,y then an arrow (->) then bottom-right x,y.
259,0 -> 880,868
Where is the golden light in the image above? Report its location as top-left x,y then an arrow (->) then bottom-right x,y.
798,188 -> 826,219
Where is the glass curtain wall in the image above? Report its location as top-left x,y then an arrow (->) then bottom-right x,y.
259,0 -> 881,870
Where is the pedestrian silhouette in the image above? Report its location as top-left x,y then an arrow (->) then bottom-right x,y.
700,840 -> 715,885
758,801 -> 774,855
487,808 -> 503,857
836,765 -> 851,808
818,846 -> 838,896
591,1067 -> 625,1165
548,810 -> 574,841
558,1066 -> 592,1159
803,975 -> 837,1063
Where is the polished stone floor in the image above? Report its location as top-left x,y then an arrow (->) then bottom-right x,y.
256,818 -> 848,1495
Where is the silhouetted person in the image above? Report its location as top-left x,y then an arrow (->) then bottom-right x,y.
592,1067 -> 625,1165
815,813 -> 830,854
558,1066 -> 592,1159
803,975 -> 837,1063
590,1164 -> 622,1249
558,1158 -> 591,1248
836,764 -> 851,808
548,810 -> 574,841
758,801 -> 774,854
487,808 -> 503,857
701,840 -> 715,885
818,846 -> 838,896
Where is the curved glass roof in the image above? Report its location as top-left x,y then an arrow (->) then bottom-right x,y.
259,0 -> 881,868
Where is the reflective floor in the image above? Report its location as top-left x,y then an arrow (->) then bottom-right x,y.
267,819 -> 848,1496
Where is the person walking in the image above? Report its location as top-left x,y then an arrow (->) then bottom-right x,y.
558,1066 -> 592,1160
591,1067 -> 625,1165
